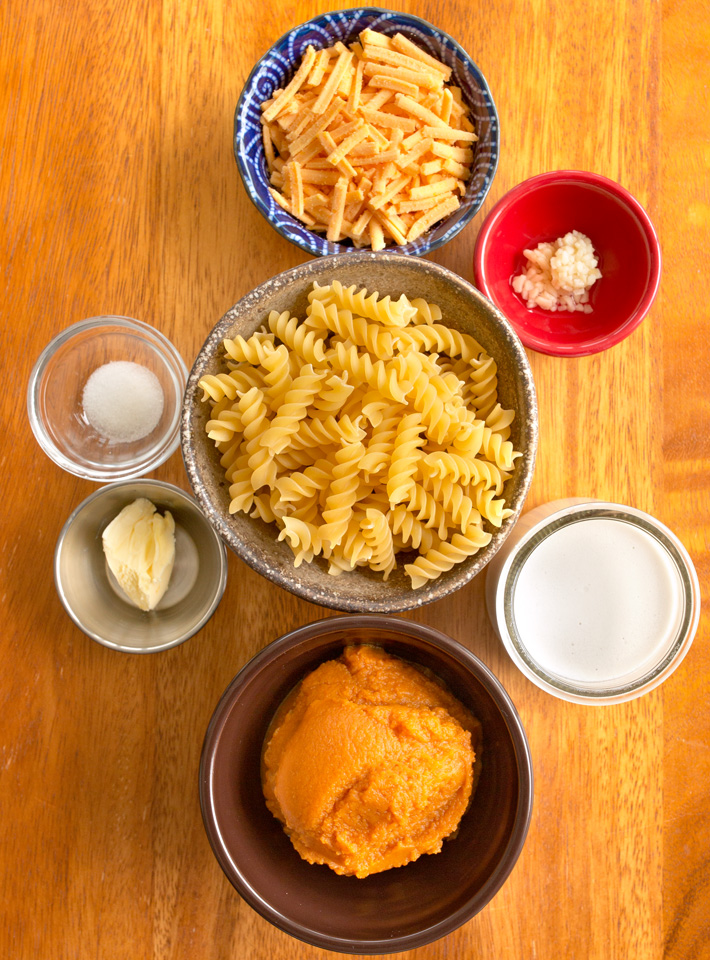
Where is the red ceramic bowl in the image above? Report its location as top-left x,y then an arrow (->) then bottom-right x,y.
473,171 -> 661,357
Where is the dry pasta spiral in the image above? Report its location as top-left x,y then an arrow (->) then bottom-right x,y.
420,474 -> 481,535
406,365 -> 463,445
223,332 -> 275,366
267,310 -> 327,365
306,297 -> 398,360
205,408 -> 243,443
328,342 -> 411,404
310,372 -> 355,416
422,451 -> 509,495
409,297 -> 443,325
325,512 -> 373,575
318,440 -> 367,548
398,323 -> 486,362
261,343 -> 293,410
361,508 -> 396,580
386,413 -> 426,504
359,408 -> 401,478
278,517 -> 323,567
388,505 -> 436,553
258,365 -> 326,455
289,413 -> 365,451
465,481 -> 514,528
238,387 -> 277,492
199,373 -> 240,402
405,530 -> 493,589
275,461 -> 332,503
311,279 -> 415,327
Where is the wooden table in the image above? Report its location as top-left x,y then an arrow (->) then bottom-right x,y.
3,2 -> 708,957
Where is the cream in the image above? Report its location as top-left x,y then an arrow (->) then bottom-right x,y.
511,517 -> 684,684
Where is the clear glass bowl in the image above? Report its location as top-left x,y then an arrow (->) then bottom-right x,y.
28,316 -> 188,481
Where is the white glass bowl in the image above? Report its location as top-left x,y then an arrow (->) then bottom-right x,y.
28,316 -> 188,481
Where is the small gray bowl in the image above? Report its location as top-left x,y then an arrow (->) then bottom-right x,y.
182,252 -> 538,613
54,480 -> 228,652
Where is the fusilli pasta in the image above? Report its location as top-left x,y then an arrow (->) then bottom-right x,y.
198,280 -> 521,587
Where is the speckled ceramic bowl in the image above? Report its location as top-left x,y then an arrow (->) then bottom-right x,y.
235,7 -> 499,257
181,252 -> 537,612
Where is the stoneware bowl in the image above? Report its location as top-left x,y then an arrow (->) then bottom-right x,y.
473,170 -> 661,356
234,7 -> 499,257
199,615 -> 534,954
181,252 -> 538,612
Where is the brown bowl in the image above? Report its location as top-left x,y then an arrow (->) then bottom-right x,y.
182,252 -> 538,611
199,616 -> 533,954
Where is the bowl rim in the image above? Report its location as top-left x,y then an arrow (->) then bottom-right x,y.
181,250 -> 539,613
233,6 -> 499,258
27,315 -> 190,481
53,478 -> 228,653
472,169 -> 662,357
199,614 -> 534,953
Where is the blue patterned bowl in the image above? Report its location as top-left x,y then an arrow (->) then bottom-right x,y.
234,7 -> 499,258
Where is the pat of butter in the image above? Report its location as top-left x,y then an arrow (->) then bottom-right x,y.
102,498 -> 176,611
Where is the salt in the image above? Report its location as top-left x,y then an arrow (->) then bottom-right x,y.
82,361 -> 164,443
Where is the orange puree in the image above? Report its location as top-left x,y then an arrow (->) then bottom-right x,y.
262,644 -> 479,878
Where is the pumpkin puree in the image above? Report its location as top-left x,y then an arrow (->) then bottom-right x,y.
262,645 -> 479,878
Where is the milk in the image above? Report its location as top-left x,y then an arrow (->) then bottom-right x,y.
511,517 -> 684,684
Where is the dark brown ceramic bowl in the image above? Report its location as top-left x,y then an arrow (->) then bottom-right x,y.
182,252 -> 538,612
199,615 -> 533,954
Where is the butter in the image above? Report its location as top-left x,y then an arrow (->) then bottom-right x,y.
102,498 -> 176,611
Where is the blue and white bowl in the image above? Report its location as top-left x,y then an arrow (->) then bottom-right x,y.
234,7 -> 499,258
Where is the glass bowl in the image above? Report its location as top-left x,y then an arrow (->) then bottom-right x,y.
234,7 -> 499,257
28,316 -> 189,481
200,615 -> 533,953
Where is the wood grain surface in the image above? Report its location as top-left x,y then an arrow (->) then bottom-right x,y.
2,1 -> 708,958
